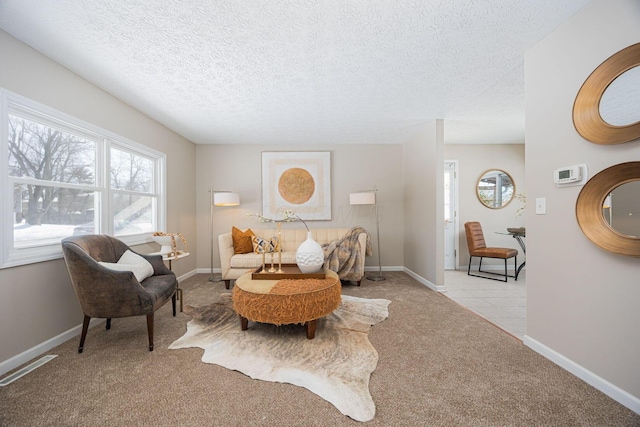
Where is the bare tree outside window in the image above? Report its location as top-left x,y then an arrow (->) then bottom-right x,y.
111,148 -> 152,193
1,90 -> 164,267
8,115 -> 95,227
8,115 -> 155,245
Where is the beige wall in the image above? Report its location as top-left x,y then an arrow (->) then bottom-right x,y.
195,144 -> 404,273
526,0 -> 640,400
403,120 -> 444,287
0,31 -> 196,366
444,144 -> 525,267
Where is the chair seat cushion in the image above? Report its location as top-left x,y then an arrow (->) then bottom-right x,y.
141,274 -> 178,311
471,247 -> 518,259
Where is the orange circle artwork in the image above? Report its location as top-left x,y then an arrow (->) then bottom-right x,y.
278,168 -> 315,204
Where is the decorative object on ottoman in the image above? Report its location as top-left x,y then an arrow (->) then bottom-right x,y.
280,209 -> 324,274
296,231 -> 324,273
249,210 -> 324,274
268,236 -> 280,272
253,235 -> 280,273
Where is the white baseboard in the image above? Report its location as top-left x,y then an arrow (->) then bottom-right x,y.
524,335 -> 640,415
364,265 -> 403,272
1,269 -> 197,378
196,267 -> 220,275
0,318 -> 104,377
402,267 -> 446,292
176,269 -> 198,282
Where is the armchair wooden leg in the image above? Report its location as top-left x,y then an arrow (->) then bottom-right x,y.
106,318 -> 111,330
172,293 -> 177,317
78,315 -> 91,354
146,314 -> 154,351
357,280 -> 361,286
225,280 -> 230,289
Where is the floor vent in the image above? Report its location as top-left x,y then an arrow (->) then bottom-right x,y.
0,355 -> 57,387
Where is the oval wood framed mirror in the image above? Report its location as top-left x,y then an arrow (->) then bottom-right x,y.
476,169 -> 515,209
576,161 -> 640,256
573,42 -> 640,145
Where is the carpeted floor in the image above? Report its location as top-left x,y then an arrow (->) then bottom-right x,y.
1,272 -> 638,426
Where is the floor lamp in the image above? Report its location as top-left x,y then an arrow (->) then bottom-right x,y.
349,188 -> 385,281
209,188 -> 240,282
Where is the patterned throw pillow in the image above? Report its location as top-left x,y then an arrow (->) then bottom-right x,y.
253,236 -> 278,254
252,236 -> 267,254
232,227 -> 255,254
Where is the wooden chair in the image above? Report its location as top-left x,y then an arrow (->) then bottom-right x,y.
464,222 -> 518,282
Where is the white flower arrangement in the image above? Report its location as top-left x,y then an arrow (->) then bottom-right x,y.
247,210 -> 309,231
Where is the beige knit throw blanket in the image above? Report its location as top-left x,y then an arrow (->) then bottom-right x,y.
323,226 -> 372,281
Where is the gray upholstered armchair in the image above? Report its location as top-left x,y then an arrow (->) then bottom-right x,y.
61,235 -> 177,352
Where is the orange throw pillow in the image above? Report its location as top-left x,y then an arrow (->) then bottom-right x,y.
232,227 -> 255,254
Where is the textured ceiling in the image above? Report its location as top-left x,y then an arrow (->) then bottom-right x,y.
0,0 -> 590,145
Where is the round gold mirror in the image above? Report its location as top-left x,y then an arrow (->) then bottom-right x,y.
602,180 -> 640,238
599,65 -> 640,126
573,42 -> 640,145
476,169 -> 515,209
576,162 -> 640,256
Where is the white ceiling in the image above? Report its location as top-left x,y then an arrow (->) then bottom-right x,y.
0,0 -> 590,145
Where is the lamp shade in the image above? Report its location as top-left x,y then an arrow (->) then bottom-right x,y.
213,192 -> 240,206
349,191 -> 376,205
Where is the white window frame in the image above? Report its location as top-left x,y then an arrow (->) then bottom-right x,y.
0,88 -> 166,268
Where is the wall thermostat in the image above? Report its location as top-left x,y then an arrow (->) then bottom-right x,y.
554,164 -> 587,186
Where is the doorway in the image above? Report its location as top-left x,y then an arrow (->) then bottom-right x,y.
444,160 -> 458,270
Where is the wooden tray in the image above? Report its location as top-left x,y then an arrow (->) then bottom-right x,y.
251,263 -> 326,280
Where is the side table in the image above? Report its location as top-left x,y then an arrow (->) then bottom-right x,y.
496,230 -> 526,279
149,251 -> 190,312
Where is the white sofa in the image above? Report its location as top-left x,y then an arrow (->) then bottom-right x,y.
218,228 -> 369,289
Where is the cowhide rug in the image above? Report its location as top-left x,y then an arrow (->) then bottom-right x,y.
169,293 -> 391,422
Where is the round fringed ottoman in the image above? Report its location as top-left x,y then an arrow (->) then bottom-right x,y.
232,269 -> 341,339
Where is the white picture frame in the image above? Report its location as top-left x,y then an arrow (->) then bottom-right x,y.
262,151 -> 331,220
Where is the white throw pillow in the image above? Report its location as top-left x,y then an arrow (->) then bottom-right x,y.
98,250 -> 154,282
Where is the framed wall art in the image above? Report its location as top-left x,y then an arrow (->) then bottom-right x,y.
262,151 -> 331,220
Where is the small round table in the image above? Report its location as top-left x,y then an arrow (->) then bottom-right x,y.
232,269 -> 341,339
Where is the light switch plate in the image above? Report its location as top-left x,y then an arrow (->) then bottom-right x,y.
535,197 -> 546,215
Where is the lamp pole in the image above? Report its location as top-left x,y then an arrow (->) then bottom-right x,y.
208,187 -> 220,282
208,188 -> 240,282
368,187 -> 385,281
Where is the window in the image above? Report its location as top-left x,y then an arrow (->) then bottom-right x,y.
1,89 -> 166,268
